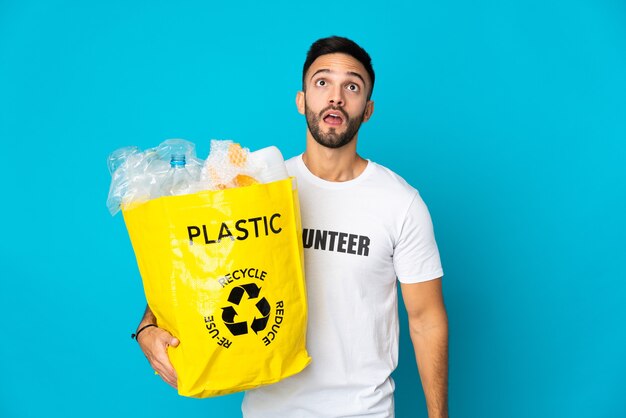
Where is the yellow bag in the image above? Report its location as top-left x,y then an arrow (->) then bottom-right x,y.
122,178 -> 311,398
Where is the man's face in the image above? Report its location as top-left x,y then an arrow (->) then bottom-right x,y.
297,53 -> 374,149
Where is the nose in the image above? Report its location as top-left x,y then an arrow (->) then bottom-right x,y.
328,85 -> 344,107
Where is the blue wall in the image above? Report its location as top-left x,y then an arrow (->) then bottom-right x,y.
1,1 -> 624,417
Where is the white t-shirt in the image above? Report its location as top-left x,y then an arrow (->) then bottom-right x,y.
242,155 -> 443,418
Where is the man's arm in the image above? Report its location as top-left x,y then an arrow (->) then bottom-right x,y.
135,305 -> 180,388
400,277 -> 448,418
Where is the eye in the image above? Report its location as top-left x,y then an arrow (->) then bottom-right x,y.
315,79 -> 327,87
347,83 -> 360,92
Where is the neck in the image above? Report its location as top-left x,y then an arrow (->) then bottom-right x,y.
302,133 -> 368,182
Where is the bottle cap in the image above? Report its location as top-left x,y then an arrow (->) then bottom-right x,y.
170,154 -> 186,167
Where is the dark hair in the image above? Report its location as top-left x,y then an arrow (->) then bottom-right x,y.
302,36 -> 375,100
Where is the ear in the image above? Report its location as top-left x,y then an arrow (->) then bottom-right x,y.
362,100 -> 374,123
296,91 -> 305,115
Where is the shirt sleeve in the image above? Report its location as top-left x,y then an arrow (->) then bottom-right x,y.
393,191 -> 444,283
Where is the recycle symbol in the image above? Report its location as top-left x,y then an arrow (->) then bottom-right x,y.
221,283 -> 271,336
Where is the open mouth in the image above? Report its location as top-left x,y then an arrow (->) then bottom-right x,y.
322,112 -> 344,126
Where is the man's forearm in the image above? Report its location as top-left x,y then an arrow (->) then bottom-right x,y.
410,314 -> 449,418
138,304 -> 157,327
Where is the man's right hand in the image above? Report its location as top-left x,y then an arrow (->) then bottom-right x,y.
136,306 -> 180,389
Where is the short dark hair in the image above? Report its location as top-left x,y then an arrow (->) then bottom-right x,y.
302,36 -> 375,100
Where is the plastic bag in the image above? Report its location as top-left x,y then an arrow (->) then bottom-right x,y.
122,177 -> 311,397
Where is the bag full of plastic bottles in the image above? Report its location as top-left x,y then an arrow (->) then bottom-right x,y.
107,138 -> 310,398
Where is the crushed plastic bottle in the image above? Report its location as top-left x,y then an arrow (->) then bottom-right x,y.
160,154 -> 194,196
106,146 -> 144,215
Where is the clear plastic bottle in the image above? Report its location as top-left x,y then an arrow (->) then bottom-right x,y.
144,149 -> 170,199
160,154 -> 193,196
106,146 -> 142,215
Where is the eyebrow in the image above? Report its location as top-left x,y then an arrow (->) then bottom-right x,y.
310,69 -> 367,86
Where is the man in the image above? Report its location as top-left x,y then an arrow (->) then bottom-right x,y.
135,36 -> 448,418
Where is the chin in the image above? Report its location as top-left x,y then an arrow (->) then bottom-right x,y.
313,136 -> 354,149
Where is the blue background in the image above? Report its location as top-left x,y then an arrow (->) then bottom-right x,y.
1,1 -> 625,417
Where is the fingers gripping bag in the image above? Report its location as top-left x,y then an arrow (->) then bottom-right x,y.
116,140 -> 311,397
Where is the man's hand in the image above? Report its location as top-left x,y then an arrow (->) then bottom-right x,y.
136,305 -> 180,389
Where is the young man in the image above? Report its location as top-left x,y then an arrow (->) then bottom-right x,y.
136,36 -> 448,418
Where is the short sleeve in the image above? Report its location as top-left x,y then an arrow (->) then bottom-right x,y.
393,191 -> 444,283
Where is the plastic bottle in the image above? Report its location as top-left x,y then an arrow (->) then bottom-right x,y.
161,154 -> 194,196
249,146 -> 289,183
107,146 -> 141,175
107,146 -> 143,215
143,149 -> 171,199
